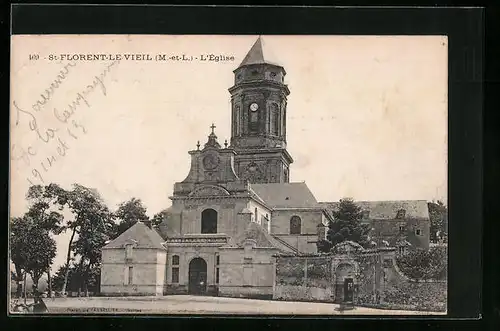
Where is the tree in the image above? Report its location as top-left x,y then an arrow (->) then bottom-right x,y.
52,263 -> 101,294
23,223 -> 57,294
151,209 -> 170,227
10,217 -> 30,298
318,198 -> 371,253
396,246 -> 448,280
25,185 -> 65,297
113,198 -> 149,238
44,183 -> 114,296
428,201 -> 448,243
72,203 -> 113,296
10,216 -> 56,295
316,239 -> 333,253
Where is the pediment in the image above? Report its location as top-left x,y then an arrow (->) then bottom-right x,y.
189,185 -> 231,197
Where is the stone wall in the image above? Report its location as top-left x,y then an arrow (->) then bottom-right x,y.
163,245 -> 220,295
371,218 -> 430,250
159,198 -> 252,238
100,248 -> 166,296
271,210 -> 322,235
380,256 -> 447,312
218,246 -> 276,299
273,251 -> 447,312
273,234 -> 319,254
274,256 -> 334,302
355,254 -> 380,304
248,200 -> 272,231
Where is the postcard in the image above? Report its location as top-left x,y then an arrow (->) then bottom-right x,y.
9,34 -> 448,315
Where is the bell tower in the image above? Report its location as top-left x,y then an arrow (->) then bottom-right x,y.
229,36 -> 293,183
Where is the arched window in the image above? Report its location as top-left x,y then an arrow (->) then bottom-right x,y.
271,104 -> 280,136
201,208 -> 217,234
234,105 -> 241,136
249,111 -> 258,132
290,216 -> 301,235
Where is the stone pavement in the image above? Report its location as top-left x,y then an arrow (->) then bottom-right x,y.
32,295 -> 445,315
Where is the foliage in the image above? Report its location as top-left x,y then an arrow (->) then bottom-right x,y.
112,198 -> 149,238
10,217 -> 30,297
10,217 -> 56,294
24,185 -> 67,296
43,183 -> 115,295
428,201 -> 448,243
382,282 -> 447,312
396,246 -> 448,280
11,185 -> 64,297
316,239 -> 333,253
24,225 -> 57,293
151,209 -> 170,226
71,192 -> 114,265
318,198 -> 371,252
52,263 -> 101,293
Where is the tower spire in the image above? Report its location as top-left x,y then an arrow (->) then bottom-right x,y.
229,36 -> 293,183
238,35 -> 280,68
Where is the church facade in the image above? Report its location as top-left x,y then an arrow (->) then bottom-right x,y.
100,37 -> 430,298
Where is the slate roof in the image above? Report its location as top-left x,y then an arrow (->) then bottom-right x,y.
238,36 -> 281,67
318,200 -> 430,220
250,182 -> 320,209
103,221 -> 166,250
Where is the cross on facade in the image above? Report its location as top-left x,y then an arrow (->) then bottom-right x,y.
210,123 -> 216,134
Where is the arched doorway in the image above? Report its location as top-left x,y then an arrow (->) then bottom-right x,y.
335,262 -> 357,304
201,209 -> 217,234
188,258 -> 207,295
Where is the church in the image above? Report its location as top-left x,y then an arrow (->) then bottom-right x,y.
100,37 -> 430,298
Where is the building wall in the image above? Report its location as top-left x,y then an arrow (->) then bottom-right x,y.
370,218 -> 430,250
269,210 -> 322,253
218,246 -> 277,299
248,200 -> 272,231
163,246 -> 220,295
101,248 -> 166,296
235,156 -> 289,184
167,199 -> 250,237
271,210 -> 322,235
273,234 -> 319,254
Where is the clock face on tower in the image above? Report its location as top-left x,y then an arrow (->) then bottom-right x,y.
250,103 -> 259,112
203,154 -> 220,170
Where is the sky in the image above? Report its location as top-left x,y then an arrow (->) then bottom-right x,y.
10,35 -> 448,270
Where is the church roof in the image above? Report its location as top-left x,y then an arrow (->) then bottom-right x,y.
318,200 -> 430,220
250,182 -> 320,209
238,36 -> 282,68
103,221 -> 166,250
227,221 -> 297,254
